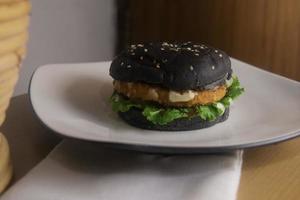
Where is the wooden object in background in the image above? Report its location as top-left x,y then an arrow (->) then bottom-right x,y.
238,138 -> 300,200
0,133 -> 12,193
128,0 -> 300,81
0,0 -> 31,193
2,96 -> 61,183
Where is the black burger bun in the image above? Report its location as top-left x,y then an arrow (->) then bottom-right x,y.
110,42 -> 232,90
118,107 -> 230,131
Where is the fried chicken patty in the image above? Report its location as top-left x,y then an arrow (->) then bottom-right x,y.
113,81 -> 227,107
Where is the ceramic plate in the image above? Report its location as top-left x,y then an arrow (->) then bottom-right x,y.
29,59 -> 300,154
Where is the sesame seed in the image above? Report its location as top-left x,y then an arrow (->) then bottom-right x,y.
144,49 -> 148,52
195,53 -> 199,56
190,66 -> 194,71
162,42 -> 168,46
121,62 -> 124,66
187,47 -> 191,50
131,52 -> 135,55
130,45 -> 136,48
219,54 -> 223,57
161,48 -> 165,50
215,50 -> 218,53
127,65 -> 132,68
162,59 -> 168,63
137,44 -> 144,47
140,56 -> 143,60
212,65 -> 215,70
200,46 -> 204,49
156,63 -> 160,68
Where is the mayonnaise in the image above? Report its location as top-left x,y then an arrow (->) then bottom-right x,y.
169,90 -> 196,102
147,89 -> 159,100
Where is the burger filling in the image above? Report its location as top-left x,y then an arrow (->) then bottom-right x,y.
113,81 -> 227,107
110,76 -> 244,125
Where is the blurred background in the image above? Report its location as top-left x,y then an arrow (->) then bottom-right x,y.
14,0 -> 116,95
15,0 -> 300,95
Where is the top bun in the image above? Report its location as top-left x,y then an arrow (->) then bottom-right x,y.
110,42 -> 232,91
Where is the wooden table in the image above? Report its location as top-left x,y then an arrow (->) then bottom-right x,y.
1,95 -> 300,199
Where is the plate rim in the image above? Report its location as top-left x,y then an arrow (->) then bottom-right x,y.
28,61 -> 300,154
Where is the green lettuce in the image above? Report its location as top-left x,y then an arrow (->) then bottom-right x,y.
225,76 -> 245,101
196,102 -> 225,121
143,107 -> 189,125
110,93 -> 141,112
110,76 -> 244,125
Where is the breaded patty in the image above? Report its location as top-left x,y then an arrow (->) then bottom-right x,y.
113,81 -> 227,107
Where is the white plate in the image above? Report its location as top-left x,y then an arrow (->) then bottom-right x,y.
29,59 -> 300,154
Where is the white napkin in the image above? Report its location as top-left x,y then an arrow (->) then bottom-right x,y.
1,140 -> 243,200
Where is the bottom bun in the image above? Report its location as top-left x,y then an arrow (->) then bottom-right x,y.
118,108 -> 229,131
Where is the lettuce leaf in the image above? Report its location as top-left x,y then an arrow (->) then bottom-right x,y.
220,97 -> 233,108
110,93 -> 141,112
143,107 -> 189,125
110,76 -> 244,125
226,76 -> 245,100
195,102 -> 225,121
195,105 -> 218,121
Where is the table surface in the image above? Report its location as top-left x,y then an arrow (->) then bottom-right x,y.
1,95 -> 300,200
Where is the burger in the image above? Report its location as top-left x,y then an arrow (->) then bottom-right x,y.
109,42 -> 244,131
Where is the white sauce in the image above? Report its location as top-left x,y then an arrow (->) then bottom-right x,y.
169,90 -> 196,102
226,78 -> 233,87
215,102 -> 225,114
147,89 -> 159,100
